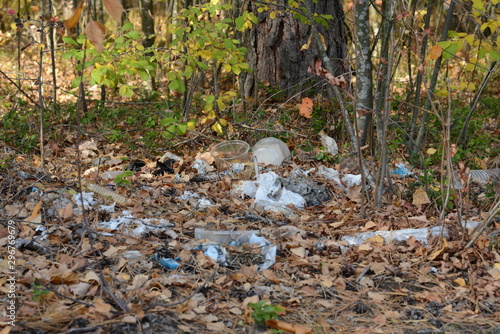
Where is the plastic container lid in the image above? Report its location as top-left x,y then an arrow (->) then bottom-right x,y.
252,137 -> 290,166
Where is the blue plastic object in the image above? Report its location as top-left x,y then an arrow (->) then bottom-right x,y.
154,254 -> 180,269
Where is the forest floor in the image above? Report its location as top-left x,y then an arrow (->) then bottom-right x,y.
0,43 -> 500,332
1,103 -> 500,334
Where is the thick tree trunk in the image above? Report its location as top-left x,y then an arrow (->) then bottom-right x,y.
243,0 -> 347,97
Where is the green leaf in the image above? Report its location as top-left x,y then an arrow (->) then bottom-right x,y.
177,124 -> 187,134
168,79 -> 180,91
62,36 -> 79,46
167,124 -> 177,135
167,72 -> 177,81
437,41 -> 458,60
235,15 -> 245,31
160,117 -> 177,126
162,131 -> 173,139
71,76 -> 82,88
139,70 -> 150,81
231,65 -> 241,75
119,85 -> 134,97
76,34 -> 87,44
206,95 -> 216,104
62,49 -> 79,59
125,30 -> 141,40
122,22 -> 134,31
488,49 -> 500,61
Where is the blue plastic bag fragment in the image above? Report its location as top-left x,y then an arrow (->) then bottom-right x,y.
391,163 -> 413,177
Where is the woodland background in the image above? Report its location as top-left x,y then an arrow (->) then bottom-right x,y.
0,0 -> 499,333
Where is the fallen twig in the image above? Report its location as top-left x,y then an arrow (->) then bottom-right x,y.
464,198 -> 500,249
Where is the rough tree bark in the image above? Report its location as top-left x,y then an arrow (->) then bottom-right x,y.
140,0 -> 156,90
354,0 -> 373,147
243,0 -> 347,98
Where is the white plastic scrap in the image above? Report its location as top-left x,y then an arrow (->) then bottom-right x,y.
254,172 -> 306,210
341,226 -> 447,246
73,192 -> 95,209
160,151 -> 182,162
193,242 -> 228,265
98,213 -> 174,236
342,174 -> 362,188
237,180 -> 258,198
194,229 -> 277,270
192,159 -> 209,174
99,203 -> 116,213
178,191 -> 213,209
319,133 -> 339,155
316,166 -> 343,188
239,233 -> 277,270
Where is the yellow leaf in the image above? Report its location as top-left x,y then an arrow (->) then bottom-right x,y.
318,32 -> 327,50
464,34 -> 475,47
299,97 -> 314,118
64,2 -> 84,30
429,44 -> 442,60
301,34 -> 312,51
270,11 -> 276,19
454,278 -> 467,287
366,235 -> 384,246
212,122 -> 223,134
187,120 -> 196,130
427,147 -> 437,155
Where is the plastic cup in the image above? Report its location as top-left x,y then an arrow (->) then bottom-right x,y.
210,140 -> 250,177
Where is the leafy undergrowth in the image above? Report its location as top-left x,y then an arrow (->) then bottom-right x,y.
1,126 -> 499,334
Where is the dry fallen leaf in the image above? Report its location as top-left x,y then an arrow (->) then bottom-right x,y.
299,97 -> 314,118
266,319 -> 312,334
428,238 -> 448,261
429,44 -> 443,60
26,200 -> 42,223
413,187 -> 431,206
64,2 -> 84,30
85,20 -> 106,53
103,0 -> 124,22
262,269 -> 280,283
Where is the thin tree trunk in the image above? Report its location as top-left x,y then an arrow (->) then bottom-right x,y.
48,0 -> 57,107
413,0 -> 456,153
140,0 -> 156,91
354,0 -> 373,147
375,0 -> 395,207
408,0 -> 434,152
303,2 -> 375,187
373,0 -> 393,149
457,60 -> 498,148
38,0 -> 46,168
74,0 -> 87,115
